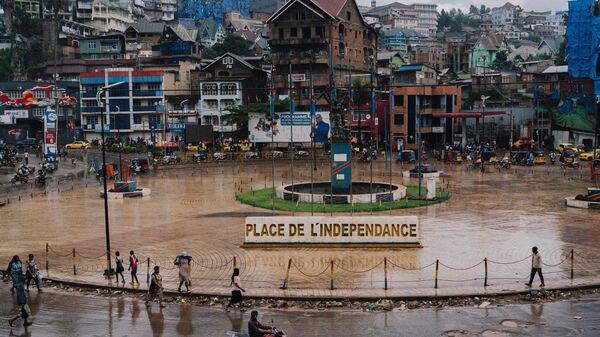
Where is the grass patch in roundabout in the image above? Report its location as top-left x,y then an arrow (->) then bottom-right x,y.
236,186 -> 450,213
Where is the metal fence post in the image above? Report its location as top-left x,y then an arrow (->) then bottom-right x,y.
282,258 -> 292,289
434,259 -> 439,289
484,257 -> 488,287
73,248 -> 77,275
571,249 -> 574,280
146,257 -> 150,283
330,260 -> 334,290
45,243 -> 49,276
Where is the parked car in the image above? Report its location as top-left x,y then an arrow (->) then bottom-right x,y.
579,149 -> 600,161
64,141 -> 90,149
16,138 -> 39,149
557,143 -> 575,154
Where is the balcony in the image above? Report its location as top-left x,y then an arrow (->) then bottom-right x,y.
269,50 -> 328,65
133,105 -> 164,112
81,106 -> 103,113
133,90 -> 163,97
270,37 -> 327,46
80,91 -> 98,98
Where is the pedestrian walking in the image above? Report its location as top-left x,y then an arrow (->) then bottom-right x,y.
25,254 -> 41,292
128,250 -> 140,286
145,266 -> 165,308
24,152 -> 28,165
7,255 -> 22,294
526,246 -> 545,287
227,268 -> 245,307
8,273 -> 32,327
175,252 -> 192,293
115,251 -> 125,284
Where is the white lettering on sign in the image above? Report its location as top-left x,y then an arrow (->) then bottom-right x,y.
244,216 -> 420,245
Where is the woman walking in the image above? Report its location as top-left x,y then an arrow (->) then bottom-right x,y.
146,266 -> 165,308
25,254 -> 41,292
176,252 -> 192,293
7,255 -> 22,294
8,273 -> 32,327
115,251 -> 125,284
228,268 -> 245,307
128,250 -> 140,285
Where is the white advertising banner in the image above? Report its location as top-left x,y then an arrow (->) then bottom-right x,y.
244,216 -> 420,246
248,111 -> 330,143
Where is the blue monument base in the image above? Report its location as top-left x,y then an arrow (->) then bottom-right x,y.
330,141 -> 352,195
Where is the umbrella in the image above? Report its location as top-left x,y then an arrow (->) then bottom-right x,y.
155,141 -> 178,148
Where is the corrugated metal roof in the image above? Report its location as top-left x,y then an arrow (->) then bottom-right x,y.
542,65 -> 568,74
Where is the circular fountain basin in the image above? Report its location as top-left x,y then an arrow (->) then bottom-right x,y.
276,181 -> 406,204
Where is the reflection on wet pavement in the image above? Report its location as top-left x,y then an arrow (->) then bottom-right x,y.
1,286 -> 600,337
1,161 -> 599,293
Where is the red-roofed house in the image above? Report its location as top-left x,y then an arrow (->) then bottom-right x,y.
468,33 -> 508,71
267,0 -> 377,109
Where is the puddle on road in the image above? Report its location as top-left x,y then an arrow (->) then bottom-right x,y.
500,319 -> 536,328
443,330 -> 521,337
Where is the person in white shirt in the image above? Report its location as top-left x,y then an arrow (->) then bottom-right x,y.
228,268 -> 245,307
526,246 -> 545,287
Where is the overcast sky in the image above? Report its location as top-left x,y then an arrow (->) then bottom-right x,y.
358,0 -> 568,13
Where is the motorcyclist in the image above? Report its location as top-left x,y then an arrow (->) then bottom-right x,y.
248,310 -> 273,337
549,151 -> 556,164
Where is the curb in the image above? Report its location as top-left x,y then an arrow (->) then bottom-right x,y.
44,276 -> 600,302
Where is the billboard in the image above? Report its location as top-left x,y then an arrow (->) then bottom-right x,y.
544,94 -> 597,133
249,111 -> 330,143
44,108 -> 57,159
244,216 -> 420,246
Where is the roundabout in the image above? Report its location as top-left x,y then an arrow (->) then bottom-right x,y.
1,161 -> 600,299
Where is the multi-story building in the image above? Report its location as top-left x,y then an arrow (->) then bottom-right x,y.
267,0 -> 377,109
15,0 -> 41,18
0,81 -> 79,144
124,19 -> 165,59
491,2 -> 520,26
75,0 -> 93,20
87,0 -> 134,33
196,53 -> 267,136
366,2 -> 436,36
393,64 -> 437,85
390,85 -> 461,149
80,34 -> 125,60
79,68 -> 165,141
152,24 -> 202,60
408,44 -> 447,71
135,0 -> 177,21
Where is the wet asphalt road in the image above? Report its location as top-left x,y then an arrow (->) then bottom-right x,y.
1,285 -> 599,337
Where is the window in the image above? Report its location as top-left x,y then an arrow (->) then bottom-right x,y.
279,28 -> 284,39
218,70 -> 230,77
394,114 -> 404,125
174,72 -> 180,81
148,83 -> 160,90
290,27 -> 297,37
133,114 -> 142,124
315,26 -> 324,38
347,11 -> 351,20
220,83 -> 237,95
88,41 -> 96,49
394,95 -> 404,106
86,116 -> 98,125
202,83 -> 218,95
296,11 -> 306,20
133,83 -> 141,91
148,115 -> 161,125
133,99 -> 141,106
222,56 -> 234,65
302,27 -> 311,39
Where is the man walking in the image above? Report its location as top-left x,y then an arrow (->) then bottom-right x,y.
525,246 -> 545,287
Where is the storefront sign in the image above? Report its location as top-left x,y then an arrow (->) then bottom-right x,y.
243,216 -> 420,247
44,109 -> 57,159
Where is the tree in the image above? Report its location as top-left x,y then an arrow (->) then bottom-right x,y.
0,0 -> 14,34
469,5 -> 478,14
202,34 -> 253,59
554,39 -> 567,65
480,5 -> 491,14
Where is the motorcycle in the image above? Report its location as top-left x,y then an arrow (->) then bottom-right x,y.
359,149 -> 378,163
561,161 -> 580,169
549,152 -> 557,165
11,173 -> 29,184
494,158 -> 511,170
34,171 -> 47,187
295,150 -> 309,159
226,327 -> 286,337
214,152 -> 226,161
245,151 -> 260,160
